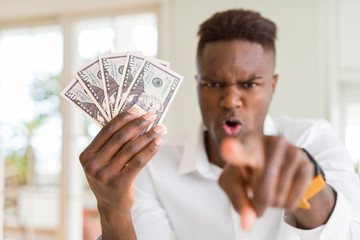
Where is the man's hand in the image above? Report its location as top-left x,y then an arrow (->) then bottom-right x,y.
79,108 -> 164,240
218,133 -> 335,231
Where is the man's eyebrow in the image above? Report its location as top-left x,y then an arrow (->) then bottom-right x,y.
242,76 -> 263,82
198,75 -> 263,82
199,76 -> 217,82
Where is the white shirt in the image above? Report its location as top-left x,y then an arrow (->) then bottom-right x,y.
97,116 -> 360,239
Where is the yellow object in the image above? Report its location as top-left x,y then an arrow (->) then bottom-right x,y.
298,174 -> 326,209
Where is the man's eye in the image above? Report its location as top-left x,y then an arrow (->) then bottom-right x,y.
201,81 -> 222,88
241,82 -> 257,88
208,82 -> 221,88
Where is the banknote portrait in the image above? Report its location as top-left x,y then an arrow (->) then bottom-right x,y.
136,93 -> 164,114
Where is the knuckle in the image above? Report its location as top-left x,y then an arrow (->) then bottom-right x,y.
124,142 -> 137,153
132,155 -> 147,168
148,144 -> 159,154
96,168 -> 110,182
274,195 -> 285,207
145,131 -> 156,140
290,147 -> 301,163
79,151 -> 88,165
111,177 -> 126,188
102,123 -> 116,135
84,162 -> 98,176
264,165 -> 278,178
114,131 -> 127,143
118,110 -> 131,119
134,117 -> 144,127
301,161 -> 314,175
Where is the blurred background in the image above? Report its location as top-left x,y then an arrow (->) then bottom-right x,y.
0,0 -> 359,239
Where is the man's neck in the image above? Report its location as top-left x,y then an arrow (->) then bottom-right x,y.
204,131 -> 226,168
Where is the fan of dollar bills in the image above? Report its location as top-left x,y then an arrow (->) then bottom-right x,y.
61,51 -> 184,129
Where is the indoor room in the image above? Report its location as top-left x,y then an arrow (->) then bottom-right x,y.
1,0 -> 359,239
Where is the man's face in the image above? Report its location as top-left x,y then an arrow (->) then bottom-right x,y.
197,40 -> 278,146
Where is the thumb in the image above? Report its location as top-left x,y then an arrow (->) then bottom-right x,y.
220,135 -> 263,169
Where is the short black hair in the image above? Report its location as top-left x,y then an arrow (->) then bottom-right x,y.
197,9 -> 277,56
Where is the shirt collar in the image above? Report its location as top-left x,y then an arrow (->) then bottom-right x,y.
177,121 -> 206,175
177,115 -> 278,176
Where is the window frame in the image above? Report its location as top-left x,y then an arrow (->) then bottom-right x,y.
328,0 -> 360,168
0,3 -> 161,239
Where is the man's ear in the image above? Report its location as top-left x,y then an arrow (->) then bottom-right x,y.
271,74 -> 279,96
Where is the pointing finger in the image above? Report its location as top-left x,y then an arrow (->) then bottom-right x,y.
240,204 -> 257,231
220,135 -> 263,169
219,165 -> 257,231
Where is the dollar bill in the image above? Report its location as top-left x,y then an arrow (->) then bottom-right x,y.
99,51 -> 131,118
60,79 -> 108,127
115,53 -> 169,113
75,50 -> 112,121
119,58 -> 183,130
114,52 -> 144,113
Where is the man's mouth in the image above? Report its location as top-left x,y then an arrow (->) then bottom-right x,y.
222,119 -> 242,136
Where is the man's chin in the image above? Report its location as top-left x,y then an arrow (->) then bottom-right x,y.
214,131 -> 243,145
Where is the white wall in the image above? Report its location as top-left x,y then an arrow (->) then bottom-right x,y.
0,0 -> 332,137
0,140 -> 3,240
0,0 -> 158,22
163,0 -> 331,137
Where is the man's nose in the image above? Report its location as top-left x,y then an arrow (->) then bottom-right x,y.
219,85 -> 243,109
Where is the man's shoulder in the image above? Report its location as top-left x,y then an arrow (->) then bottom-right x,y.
273,116 -> 332,132
272,116 -> 335,146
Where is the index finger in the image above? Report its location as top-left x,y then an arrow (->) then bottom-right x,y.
220,134 -> 264,169
116,136 -> 164,183
85,108 -> 140,154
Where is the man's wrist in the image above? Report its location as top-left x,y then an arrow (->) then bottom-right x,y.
301,148 -> 326,181
297,148 -> 327,210
98,207 -> 135,240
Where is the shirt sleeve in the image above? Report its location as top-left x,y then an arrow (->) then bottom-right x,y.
278,118 -> 360,239
131,165 -> 173,240
282,191 -> 360,239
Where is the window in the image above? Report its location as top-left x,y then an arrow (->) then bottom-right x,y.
74,13 -> 158,240
330,0 -> 360,170
1,10 -> 158,240
1,25 -> 63,239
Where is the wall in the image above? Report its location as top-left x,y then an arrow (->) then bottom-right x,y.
0,0 -> 158,24
0,0 -> 331,136
0,143 -> 3,240
163,0 -> 330,136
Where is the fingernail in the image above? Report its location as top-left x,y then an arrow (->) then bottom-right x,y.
154,137 -> 164,146
153,125 -> 164,134
127,107 -> 139,114
143,112 -> 155,121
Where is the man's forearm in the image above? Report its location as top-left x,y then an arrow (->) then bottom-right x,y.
100,209 -> 136,240
292,184 -> 336,229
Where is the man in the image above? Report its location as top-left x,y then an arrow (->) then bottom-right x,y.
80,9 -> 360,239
